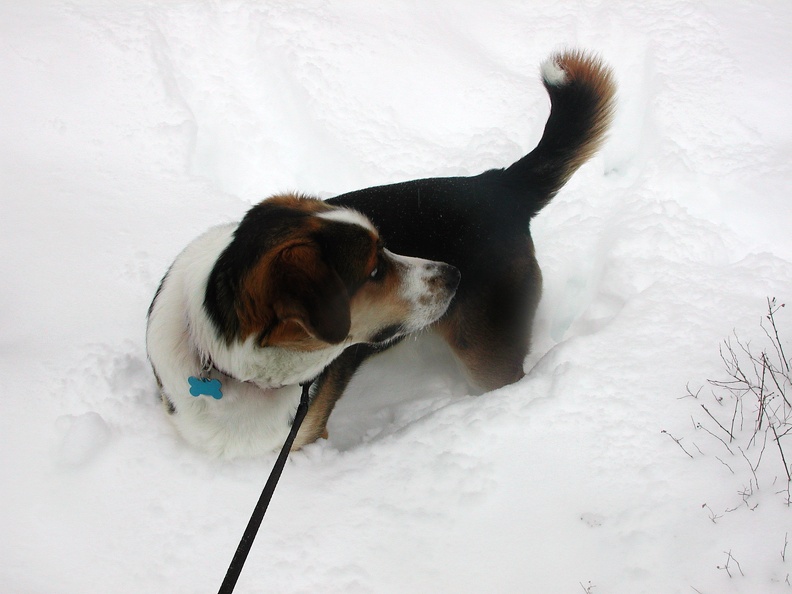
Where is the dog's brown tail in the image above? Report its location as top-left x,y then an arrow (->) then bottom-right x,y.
503,50 -> 616,216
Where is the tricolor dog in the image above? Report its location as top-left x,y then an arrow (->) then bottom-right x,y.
146,50 -> 615,457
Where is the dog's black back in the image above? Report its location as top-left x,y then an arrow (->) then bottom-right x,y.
329,172 -> 530,303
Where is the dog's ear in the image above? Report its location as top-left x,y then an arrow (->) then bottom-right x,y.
267,243 -> 351,345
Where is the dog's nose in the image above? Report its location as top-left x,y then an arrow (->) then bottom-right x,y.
438,263 -> 460,292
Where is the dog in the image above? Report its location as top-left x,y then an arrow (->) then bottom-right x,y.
146,194 -> 460,457
305,49 -> 616,427
147,49 -> 615,457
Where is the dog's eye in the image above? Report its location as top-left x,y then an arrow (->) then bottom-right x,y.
369,258 -> 386,282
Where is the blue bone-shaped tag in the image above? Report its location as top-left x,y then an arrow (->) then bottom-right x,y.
188,376 -> 223,399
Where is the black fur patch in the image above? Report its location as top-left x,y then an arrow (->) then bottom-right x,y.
161,393 -> 176,415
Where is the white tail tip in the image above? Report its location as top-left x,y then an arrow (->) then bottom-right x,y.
541,55 -> 568,86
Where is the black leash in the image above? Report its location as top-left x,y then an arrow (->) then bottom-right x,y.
217,382 -> 312,594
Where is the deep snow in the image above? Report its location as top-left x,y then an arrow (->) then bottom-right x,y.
2,1 -> 792,592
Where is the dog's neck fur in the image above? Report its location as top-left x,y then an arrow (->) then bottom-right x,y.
191,328 -> 348,389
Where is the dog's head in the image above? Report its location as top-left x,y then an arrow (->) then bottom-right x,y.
205,194 -> 459,352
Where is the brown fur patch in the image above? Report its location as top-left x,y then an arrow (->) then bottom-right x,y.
262,193 -> 334,213
240,239 -> 352,346
347,254 -> 411,342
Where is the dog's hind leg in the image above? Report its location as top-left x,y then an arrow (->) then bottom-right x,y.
435,241 -> 542,392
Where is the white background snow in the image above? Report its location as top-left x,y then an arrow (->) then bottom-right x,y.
3,1 -> 792,592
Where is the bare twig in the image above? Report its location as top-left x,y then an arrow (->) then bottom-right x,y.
701,404 -> 735,442
680,384 -> 702,400
751,426 -> 769,475
756,353 -> 768,435
718,550 -> 745,578
778,425 -> 792,439
715,456 -> 734,474
702,503 -> 722,523
738,446 -> 760,489
737,481 -> 759,511
662,430 -> 694,459
730,394 -> 741,444
696,422 -> 734,455
772,424 -> 792,484
766,359 -> 791,409
765,298 -> 789,373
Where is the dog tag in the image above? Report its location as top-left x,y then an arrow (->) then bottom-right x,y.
188,376 -> 223,399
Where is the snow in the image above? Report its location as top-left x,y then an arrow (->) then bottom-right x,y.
2,1 -> 792,592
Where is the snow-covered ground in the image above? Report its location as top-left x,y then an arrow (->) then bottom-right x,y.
3,1 -> 792,592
